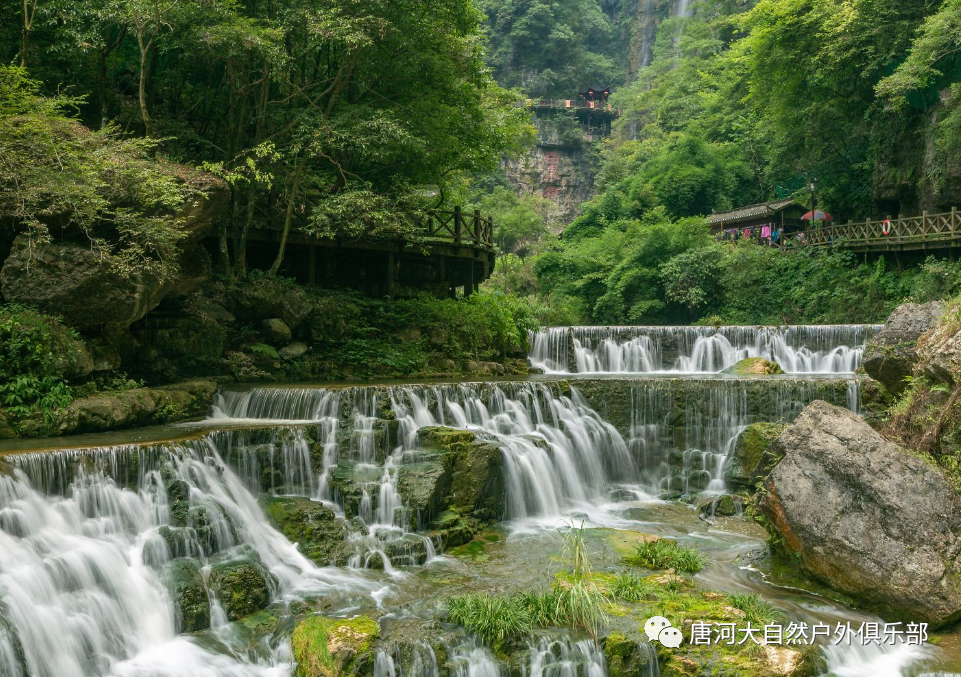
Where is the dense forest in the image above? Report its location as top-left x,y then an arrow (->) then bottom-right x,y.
3,0 -> 961,424
478,0 -> 961,325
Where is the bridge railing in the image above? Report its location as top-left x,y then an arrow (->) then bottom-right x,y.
804,208 -> 961,248
423,207 -> 494,249
247,205 -> 494,249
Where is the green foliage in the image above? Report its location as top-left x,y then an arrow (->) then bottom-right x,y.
727,593 -> 781,625
249,343 -> 281,361
304,288 -> 537,379
0,67 -> 195,281
446,593 -> 533,646
0,304 -> 79,425
478,0 -> 623,97
0,375 -> 72,424
445,522 -> 608,645
608,573 -> 658,602
626,539 -> 707,574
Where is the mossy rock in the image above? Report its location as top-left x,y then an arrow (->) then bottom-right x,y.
292,615 -> 379,677
209,558 -> 271,621
725,422 -> 787,492
723,357 -> 784,375
164,559 -> 210,633
262,496 -> 347,566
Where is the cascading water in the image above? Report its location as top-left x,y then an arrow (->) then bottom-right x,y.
0,438 -> 377,677
528,325 -> 881,374
212,378 -> 855,518
0,369 -> 930,675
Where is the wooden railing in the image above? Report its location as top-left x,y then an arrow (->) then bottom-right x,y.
248,205 -> 494,249
423,207 -> 494,249
803,209 -> 961,248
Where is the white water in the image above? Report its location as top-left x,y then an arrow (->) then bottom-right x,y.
528,325 -> 881,375
212,379 -> 855,521
0,439 -> 377,677
0,372 -> 935,676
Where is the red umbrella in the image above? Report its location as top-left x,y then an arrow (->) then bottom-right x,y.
801,210 -> 832,221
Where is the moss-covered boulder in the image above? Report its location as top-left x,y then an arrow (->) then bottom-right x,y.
262,496 -> 347,566
164,559 -> 211,633
725,422 -> 787,492
234,278 -> 312,330
209,558 -> 271,621
292,615 -> 379,677
417,427 -> 505,529
603,633 -> 657,677
41,379 -> 217,437
723,357 -> 784,375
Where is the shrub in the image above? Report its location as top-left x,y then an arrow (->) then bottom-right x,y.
626,539 -> 707,574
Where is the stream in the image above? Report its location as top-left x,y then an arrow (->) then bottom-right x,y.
0,324 -> 957,677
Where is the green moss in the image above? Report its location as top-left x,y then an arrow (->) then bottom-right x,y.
164,559 -> 210,633
261,496 -> 347,565
723,357 -> 784,375
292,615 -> 380,677
209,559 -> 271,621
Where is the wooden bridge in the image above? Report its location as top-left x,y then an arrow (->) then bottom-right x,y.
237,207 -> 496,298
799,208 -> 961,254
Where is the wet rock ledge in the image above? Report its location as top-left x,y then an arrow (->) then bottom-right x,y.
1,379 -> 217,439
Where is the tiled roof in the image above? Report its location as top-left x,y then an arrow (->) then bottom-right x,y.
707,199 -> 799,225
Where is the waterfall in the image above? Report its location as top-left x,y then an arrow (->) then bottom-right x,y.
674,0 -> 691,18
526,637 -> 609,677
211,378 -> 855,517
528,325 -> 881,375
0,439 -> 378,677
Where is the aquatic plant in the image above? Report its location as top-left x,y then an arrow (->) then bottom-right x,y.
446,594 -> 532,646
727,593 -> 781,625
608,573 -> 658,602
626,539 -> 707,574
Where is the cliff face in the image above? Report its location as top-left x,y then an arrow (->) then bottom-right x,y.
502,142 -> 597,228
875,94 -> 961,216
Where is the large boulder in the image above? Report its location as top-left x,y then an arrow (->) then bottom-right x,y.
0,238 -> 166,327
234,278 -> 312,329
863,302 -> 942,394
761,400 -> 961,627
916,308 -> 961,387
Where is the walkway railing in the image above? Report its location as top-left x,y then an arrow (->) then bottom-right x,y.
805,208 -> 961,249
423,207 -> 494,249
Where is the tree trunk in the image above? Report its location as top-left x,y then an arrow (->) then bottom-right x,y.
137,34 -> 155,137
269,154 -> 306,276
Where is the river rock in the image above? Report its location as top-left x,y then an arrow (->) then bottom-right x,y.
863,301 -> 942,394
292,615 -> 378,677
262,318 -> 292,345
165,559 -> 211,633
280,342 -> 308,361
725,422 -> 787,492
723,357 -> 783,375
760,400 -> 961,627
209,558 -> 271,621
262,497 -> 347,566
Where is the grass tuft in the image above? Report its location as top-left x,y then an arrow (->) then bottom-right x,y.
625,539 -> 707,574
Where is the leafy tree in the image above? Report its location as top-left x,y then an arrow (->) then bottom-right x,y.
479,0 -> 621,97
